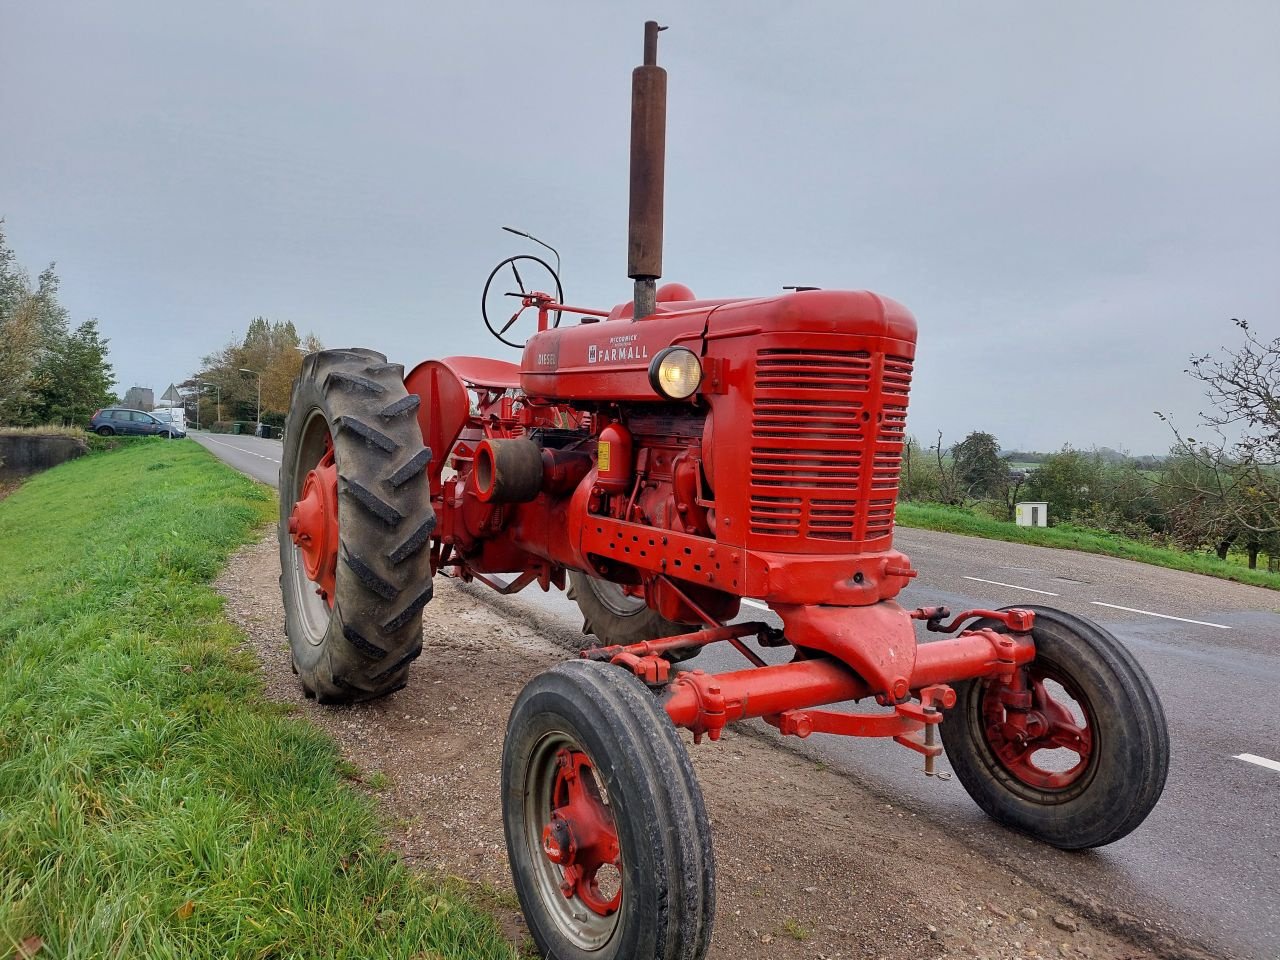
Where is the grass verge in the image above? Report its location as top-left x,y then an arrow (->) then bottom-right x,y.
0,441 -> 515,958
896,501 -> 1280,591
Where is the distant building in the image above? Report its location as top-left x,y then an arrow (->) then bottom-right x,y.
123,386 -> 154,411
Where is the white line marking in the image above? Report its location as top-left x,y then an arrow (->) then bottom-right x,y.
963,576 -> 1059,596
1235,753 -> 1280,773
742,598 -> 770,611
1089,601 -> 1230,630
202,435 -> 280,464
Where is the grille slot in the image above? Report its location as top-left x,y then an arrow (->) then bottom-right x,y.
749,348 -> 911,541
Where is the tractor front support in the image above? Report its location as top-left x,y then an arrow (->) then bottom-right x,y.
584,605 -> 1036,757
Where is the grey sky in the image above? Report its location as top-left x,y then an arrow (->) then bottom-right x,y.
3,1 -> 1276,453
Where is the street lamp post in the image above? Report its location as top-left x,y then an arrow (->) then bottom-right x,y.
239,368 -> 262,430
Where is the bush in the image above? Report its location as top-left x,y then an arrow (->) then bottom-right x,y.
210,420 -> 233,433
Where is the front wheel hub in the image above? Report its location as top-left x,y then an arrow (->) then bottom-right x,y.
289,452 -> 338,606
540,749 -> 622,917
982,666 -> 1095,790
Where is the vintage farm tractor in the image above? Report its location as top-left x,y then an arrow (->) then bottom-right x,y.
279,22 -> 1169,960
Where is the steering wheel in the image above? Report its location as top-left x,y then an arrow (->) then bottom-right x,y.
481,255 -> 564,349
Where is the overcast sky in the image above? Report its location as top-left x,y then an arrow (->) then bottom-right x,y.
3,1 -> 1276,453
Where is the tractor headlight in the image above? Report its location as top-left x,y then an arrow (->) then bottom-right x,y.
648,347 -> 703,400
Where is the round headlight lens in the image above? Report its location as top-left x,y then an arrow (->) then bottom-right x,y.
648,347 -> 703,400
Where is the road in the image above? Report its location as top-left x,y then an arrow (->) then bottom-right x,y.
194,429 -> 1280,959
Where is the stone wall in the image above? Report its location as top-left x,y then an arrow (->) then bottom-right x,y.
0,435 -> 89,479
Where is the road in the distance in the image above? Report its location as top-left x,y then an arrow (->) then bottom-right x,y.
191,431 -> 282,485
195,429 -> 1280,959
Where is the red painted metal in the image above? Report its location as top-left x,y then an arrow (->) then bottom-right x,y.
542,749 -> 622,916
581,622 -> 770,685
595,420 -> 633,493
276,21 -> 1065,775
287,447 -> 338,608
384,278 -> 1062,763
661,625 -> 1032,743
915,606 -> 1036,634
980,662 -> 1095,789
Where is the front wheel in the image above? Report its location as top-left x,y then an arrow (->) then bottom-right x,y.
941,605 -> 1169,849
503,660 -> 715,960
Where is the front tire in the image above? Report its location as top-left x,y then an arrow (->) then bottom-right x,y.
503,660 -> 715,960
279,348 -> 435,703
941,605 -> 1169,849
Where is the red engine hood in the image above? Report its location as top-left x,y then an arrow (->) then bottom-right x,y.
519,289 -> 915,403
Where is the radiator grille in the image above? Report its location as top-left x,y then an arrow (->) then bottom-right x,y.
749,349 -> 910,542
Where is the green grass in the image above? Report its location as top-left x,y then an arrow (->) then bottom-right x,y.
896,501 -> 1280,591
0,441 -> 515,959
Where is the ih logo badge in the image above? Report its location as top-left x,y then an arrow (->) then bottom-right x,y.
588,344 -> 598,363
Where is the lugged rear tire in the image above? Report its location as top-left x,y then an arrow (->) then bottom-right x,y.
568,571 -> 700,663
279,348 -> 435,704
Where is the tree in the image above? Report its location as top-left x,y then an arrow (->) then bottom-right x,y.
0,223 -> 42,423
29,319 -> 116,425
1158,319 -> 1280,564
1027,446 -> 1103,524
0,224 -> 110,426
196,318 -> 323,425
952,431 -> 1006,500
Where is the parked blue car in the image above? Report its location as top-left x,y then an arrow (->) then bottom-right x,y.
89,407 -> 184,438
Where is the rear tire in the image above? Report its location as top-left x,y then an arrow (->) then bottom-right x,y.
940,605 -> 1169,849
568,571 -> 699,663
97,426 -> 114,436
503,660 -> 715,960
279,348 -> 435,704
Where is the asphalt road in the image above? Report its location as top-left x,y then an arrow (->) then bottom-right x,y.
194,429 -> 1280,959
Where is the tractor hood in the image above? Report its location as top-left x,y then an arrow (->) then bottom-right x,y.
519,288 -> 915,405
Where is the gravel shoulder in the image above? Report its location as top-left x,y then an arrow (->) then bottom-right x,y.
217,532 -> 1214,960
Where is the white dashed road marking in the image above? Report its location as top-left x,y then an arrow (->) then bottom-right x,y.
1235,753 -> 1280,773
1089,601 -> 1230,630
202,435 -> 280,464
963,576 -> 1059,596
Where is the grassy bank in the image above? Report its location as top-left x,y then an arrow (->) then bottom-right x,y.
0,441 -> 514,958
897,501 -> 1280,591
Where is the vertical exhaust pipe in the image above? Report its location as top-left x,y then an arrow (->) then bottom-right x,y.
628,20 -> 667,319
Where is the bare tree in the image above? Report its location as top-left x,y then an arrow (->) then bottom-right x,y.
1158,318 -> 1280,562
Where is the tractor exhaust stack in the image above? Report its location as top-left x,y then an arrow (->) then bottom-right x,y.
628,20 -> 667,319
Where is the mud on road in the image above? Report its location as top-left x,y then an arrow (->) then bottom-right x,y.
217,533 -> 1208,960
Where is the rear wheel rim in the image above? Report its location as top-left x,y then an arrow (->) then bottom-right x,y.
285,408 -> 338,645
523,731 -> 622,951
588,578 -> 647,618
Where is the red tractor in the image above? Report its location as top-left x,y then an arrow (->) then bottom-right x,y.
279,23 -> 1168,960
